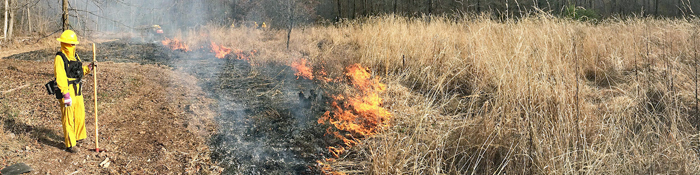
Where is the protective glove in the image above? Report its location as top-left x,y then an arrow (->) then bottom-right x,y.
88,62 -> 97,71
63,93 -> 72,106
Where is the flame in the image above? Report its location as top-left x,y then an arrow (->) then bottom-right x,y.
314,63 -> 334,83
317,64 -> 391,170
319,64 -> 390,137
159,37 -> 257,61
346,64 -> 387,91
291,59 -> 314,80
317,160 -> 347,175
160,38 -> 170,45
328,146 -> 346,158
207,41 -> 256,61
219,49 -> 257,61
210,42 -> 232,59
161,37 -> 190,52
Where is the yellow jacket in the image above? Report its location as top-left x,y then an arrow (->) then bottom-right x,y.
54,44 -> 91,95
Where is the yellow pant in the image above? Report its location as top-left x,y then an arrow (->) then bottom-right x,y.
58,83 -> 86,148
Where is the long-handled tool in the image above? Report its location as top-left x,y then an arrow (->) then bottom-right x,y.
92,43 -> 102,152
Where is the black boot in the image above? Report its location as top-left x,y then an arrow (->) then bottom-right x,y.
66,145 -> 79,153
66,146 -> 77,153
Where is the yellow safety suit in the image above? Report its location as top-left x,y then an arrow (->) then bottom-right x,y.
54,43 -> 91,148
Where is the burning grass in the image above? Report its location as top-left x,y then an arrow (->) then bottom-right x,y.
161,37 -> 190,52
302,15 -> 700,174
172,14 -> 700,174
317,64 -> 391,158
291,58 -> 314,80
210,42 -> 232,59
159,34 -> 258,63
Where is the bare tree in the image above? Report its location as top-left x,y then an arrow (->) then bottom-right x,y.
337,0 -> 342,18
352,0 -> 356,19
3,0 -> 8,40
655,0 -> 660,15
63,0 -> 68,31
287,0 -> 294,49
27,6 -> 31,33
7,0 -> 12,39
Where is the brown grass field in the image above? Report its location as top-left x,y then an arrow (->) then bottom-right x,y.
212,14 -> 700,174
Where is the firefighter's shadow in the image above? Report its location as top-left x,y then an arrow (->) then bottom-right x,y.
3,118 -> 65,149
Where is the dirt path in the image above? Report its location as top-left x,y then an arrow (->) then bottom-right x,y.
0,58 -> 220,173
0,46 -> 52,59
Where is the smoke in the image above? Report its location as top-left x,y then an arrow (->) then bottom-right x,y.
60,0 -> 318,36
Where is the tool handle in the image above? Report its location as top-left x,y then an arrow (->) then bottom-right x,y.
93,43 -> 99,151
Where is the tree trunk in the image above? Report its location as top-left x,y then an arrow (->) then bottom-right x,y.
3,0 -> 8,40
28,7 -> 31,33
19,7 -> 23,33
84,0 -> 88,35
393,0 -> 397,13
654,0 -> 659,16
428,0 -> 432,15
62,0 -> 68,31
76,3 -> 81,33
477,0 -> 481,13
337,0 -> 342,18
352,0 -> 356,19
286,0 -> 294,50
7,0 -> 12,40
362,0 -> 371,16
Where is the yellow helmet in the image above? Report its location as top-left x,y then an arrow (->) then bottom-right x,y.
57,30 -> 79,44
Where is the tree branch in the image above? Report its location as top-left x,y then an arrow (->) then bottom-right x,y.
68,8 -> 134,30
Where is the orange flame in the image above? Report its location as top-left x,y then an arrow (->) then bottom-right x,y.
161,37 -> 190,52
345,64 -> 387,91
317,160 -> 347,175
291,58 -> 314,80
317,63 -> 391,164
319,64 -> 390,136
230,49 -> 256,61
208,41 -> 256,61
210,42 -> 232,59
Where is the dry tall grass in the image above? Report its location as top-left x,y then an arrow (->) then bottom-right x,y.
199,14 -> 700,174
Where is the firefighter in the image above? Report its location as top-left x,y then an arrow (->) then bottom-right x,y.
152,25 -> 162,32
55,30 -> 95,153
153,25 -> 163,36
148,25 -> 164,42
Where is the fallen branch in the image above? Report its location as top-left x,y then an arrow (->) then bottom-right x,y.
99,157 -> 110,168
2,83 -> 30,94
